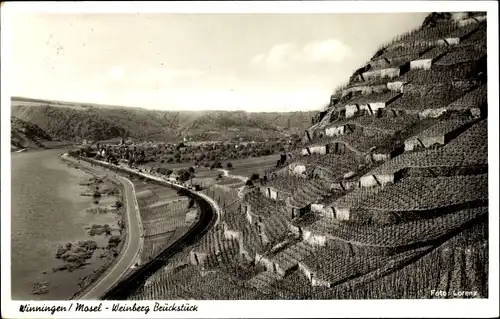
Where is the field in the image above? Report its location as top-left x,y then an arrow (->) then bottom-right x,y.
223,154 -> 282,178
128,206 -> 487,300
335,174 -> 488,213
388,85 -> 470,111
131,179 -> 199,262
327,114 -> 421,134
366,118 -> 487,177
141,154 -> 280,181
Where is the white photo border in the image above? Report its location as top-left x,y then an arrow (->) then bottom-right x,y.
1,1 -> 499,318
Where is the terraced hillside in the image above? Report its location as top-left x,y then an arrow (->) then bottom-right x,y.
130,179 -> 199,265
128,11 -> 489,300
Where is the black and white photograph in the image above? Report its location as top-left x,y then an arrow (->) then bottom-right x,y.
1,1 -> 499,318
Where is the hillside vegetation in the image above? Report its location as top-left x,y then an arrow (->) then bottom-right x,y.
11,117 -> 53,150
11,98 -> 316,143
114,11 -> 490,300
11,117 -> 77,151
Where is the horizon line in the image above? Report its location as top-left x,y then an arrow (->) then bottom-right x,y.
10,95 -> 322,113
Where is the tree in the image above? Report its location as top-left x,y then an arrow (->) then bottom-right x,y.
250,173 -> 260,181
226,162 -> 233,169
422,12 -> 452,27
177,169 -> 191,182
276,159 -> 282,168
104,224 -> 112,236
176,142 -> 185,151
188,166 -> 195,174
156,167 -> 173,176
210,161 -> 222,169
246,180 -> 253,186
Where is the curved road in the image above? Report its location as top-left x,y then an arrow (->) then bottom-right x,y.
101,192 -> 218,300
62,155 -> 144,300
69,156 -> 222,299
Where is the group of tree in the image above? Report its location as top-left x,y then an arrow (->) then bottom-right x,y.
210,161 -> 223,169
155,167 -> 173,176
246,173 -> 261,187
177,166 -> 196,182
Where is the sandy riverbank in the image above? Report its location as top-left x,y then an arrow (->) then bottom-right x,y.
58,156 -> 131,300
24,155 -> 128,299
12,149 -> 128,300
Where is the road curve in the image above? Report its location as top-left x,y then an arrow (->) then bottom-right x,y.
72,157 -> 222,300
62,155 -> 144,300
101,193 -> 217,300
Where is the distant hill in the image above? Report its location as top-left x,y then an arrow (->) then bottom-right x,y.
11,117 -> 52,150
10,97 -> 317,143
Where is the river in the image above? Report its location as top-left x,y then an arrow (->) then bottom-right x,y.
11,148 -> 120,300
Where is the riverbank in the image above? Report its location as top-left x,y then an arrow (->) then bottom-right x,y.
60,156 -> 131,300
10,141 -> 79,153
10,149 -> 126,300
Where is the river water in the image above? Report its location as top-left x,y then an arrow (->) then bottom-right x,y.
11,149 -> 119,300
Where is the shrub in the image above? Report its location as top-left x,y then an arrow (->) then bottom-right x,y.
177,169 -> 191,182
32,282 -> 49,295
108,235 -> 122,247
422,12 -> 452,28
211,161 -> 223,169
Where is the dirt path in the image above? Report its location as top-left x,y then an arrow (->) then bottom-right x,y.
218,169 -> 248,198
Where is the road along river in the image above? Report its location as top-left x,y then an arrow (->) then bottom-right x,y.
71,156 -> 221,300
59,155 -> 144,300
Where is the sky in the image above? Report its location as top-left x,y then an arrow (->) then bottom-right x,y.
10,12 -> 429,112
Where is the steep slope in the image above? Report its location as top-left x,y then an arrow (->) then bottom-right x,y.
11,117 -> 53,150
126,11 -> 490,300
11,98 -> 316,143
264,11 -> 489,298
